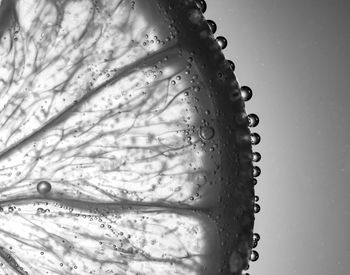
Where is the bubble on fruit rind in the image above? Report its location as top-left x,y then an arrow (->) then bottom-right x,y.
161,1 -> 257,272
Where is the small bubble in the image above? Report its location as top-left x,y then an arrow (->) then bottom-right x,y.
37,181 -> 52,194
253,166 -> 261,177
254,195 -> 259,202
227,60 -> 235,71
254,204 -> 261,213
250,133 -> 261,145
248,114 -> 259,127
171,80 -> 176,85
37,208 -> 45,213
252,152 -> 261,162
199,126 -> 215,140
250,250 -> 259,262
195,0 -> 207,13
217,36 -> 228,49
207,20 -> 217,33
240,86 -> 253,101
253,233 -> 260,242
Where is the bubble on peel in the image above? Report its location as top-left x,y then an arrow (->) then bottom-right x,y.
36,181 -> 52,194
207,19 -> 217,33
199,126 -> 215,141
216,36 -> 227,49
227,60 -> 235,71
195,0 -> 207,13
250,133 -> 261,145
252,152 -> 261,162
253,233 -> 260,242
241,86 -> 253,101
254,203 -> 261,213
253,166 -> 261,177
248,113 -> 259,127
249,250 -> 259,262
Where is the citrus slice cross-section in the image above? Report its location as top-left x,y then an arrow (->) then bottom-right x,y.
0,0 -> 257,274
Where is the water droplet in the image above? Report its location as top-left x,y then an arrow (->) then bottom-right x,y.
240,86 -> 253,101
217,36 -> 228,49
252,152 -> 261,162
254,204 -> 261,213
227,60 -> 235,71
253,166 -> 261,177
250,133 -> 261,145
195,0 -> 207,13
207,19 -> 217,33
253,178 -> 258,185
199,126 -> 215,140
250,250 -> 259,262
37,181 -> 52,195
248,113 -> 259,127
253,233 -> 260,242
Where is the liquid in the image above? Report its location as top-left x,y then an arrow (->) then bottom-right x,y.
0,0 -> 258,274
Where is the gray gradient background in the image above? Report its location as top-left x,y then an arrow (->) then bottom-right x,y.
206,0 -> 350,274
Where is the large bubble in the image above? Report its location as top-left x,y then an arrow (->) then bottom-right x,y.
0,0 -> 258,274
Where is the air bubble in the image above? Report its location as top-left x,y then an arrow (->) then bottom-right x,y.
252,152 -> 261,162
240,86 -> 253,101
248,113 -> 259,127
207,20 -> 217,33
249,250 -> 259,262
253,233 -> 260,242
254,204 -> 260,213
253,166 -> 261,177
36,181 -> 52,195
199,126 -> 215,140
227,60 -> 235,71
250,133 -> 261,145
217,36 -> 228,49
195,0 -> 207,13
